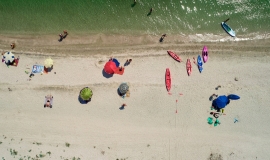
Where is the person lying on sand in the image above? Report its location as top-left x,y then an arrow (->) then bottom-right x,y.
44,95 -> 53,108
209,94 -> 218,101
119,66 -> 124,71
124,59 -> 132,66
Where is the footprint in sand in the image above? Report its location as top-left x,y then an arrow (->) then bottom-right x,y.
95,57 -> 108,68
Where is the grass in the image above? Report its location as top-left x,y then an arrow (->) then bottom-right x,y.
0,141 -> 2,144
65,142 -> 70,147
147,144 -> 150,147
46,151 -> 51,156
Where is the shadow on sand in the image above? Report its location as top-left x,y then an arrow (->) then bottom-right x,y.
78,95 -> 91,104
117,88 -> 125,97
102,69 -> 113,78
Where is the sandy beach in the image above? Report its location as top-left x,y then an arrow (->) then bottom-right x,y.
0,35 -> 270,160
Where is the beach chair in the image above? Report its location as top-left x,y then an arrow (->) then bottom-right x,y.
44,95 -> 53,108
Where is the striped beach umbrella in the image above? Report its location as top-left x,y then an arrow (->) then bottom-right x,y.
80,87 -> 93,101
118,83 -> 129,94
3,52 -> 15,64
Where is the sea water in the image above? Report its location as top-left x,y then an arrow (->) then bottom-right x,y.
0,0 -> 269,40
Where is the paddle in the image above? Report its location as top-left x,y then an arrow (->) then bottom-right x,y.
224,18 -> 230,23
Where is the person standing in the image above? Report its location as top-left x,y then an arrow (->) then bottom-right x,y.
10,43 -> 15,49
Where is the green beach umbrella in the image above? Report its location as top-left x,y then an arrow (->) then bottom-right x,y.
80,87 -> 93,100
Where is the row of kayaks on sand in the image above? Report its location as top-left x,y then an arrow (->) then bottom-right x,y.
165,46 -> 208,92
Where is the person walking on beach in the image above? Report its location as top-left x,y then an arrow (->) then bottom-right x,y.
10,43 -> 15,49
58,33 -> 64,42
1,52 -> 5,63
160,34 -> 166,42
63,30 -> 68,39
150,8 -> 153,13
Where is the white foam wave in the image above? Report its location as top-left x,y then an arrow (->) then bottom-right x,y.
187,32 -> 270,42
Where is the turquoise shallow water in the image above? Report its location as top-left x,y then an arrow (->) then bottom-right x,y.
0,0 -> 269,39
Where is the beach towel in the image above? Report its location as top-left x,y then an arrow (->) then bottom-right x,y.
32,65 -> 44,74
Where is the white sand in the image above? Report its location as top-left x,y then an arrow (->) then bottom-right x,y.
0,36 -> 270,159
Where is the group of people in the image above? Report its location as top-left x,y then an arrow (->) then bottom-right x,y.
58,30 -> 68,42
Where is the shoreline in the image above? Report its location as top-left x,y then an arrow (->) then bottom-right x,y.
0,34 -> 269,57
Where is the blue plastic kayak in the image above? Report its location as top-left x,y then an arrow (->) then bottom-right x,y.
221,22 -> 235,37
197,55 -> 203,73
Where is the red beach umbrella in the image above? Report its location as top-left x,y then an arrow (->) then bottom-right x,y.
104,61 -> 117,74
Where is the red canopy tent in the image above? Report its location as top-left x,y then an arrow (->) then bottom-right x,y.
104,60 -> 125,75
104,61 -> 117,74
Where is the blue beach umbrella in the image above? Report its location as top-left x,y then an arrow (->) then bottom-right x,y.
212,95 -> 229,109
212,94 -> 240,109
112,58 -> 120,67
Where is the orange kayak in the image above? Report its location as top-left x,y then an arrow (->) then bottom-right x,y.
165,68 -> 171,91
186,59 -> 192,76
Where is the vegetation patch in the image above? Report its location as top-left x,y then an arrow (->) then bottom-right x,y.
33,142 -> 42,145
208,153 -> 223,160
10,149 -> 18,156
65,142 -> 70,147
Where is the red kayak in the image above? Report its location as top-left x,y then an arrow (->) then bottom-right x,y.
186,59 -> 192,76
165,68 -> 171,92
167,50 -> 181,62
